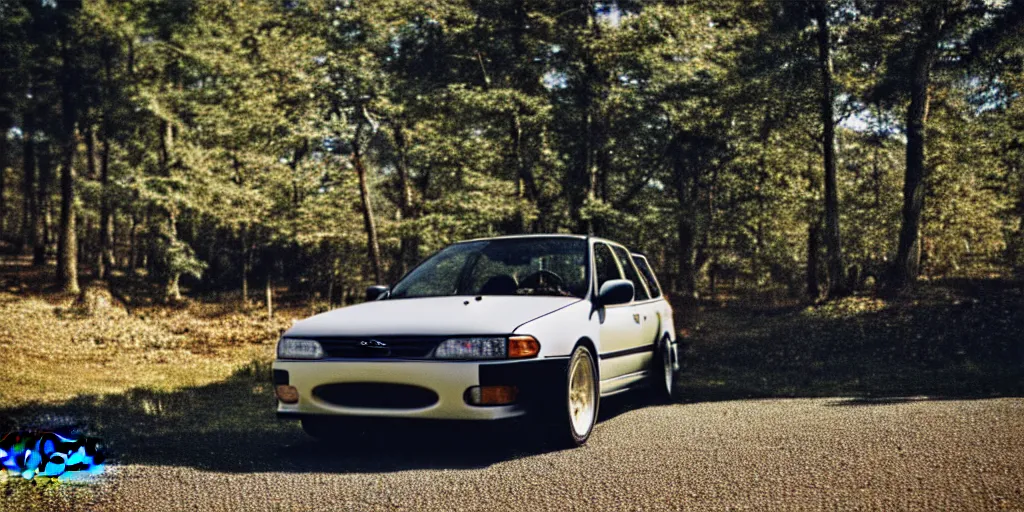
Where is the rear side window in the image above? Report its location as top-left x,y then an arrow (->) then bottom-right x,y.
632,255 -> 662,298
612,245 -> 651,301
592,243 -> 622,292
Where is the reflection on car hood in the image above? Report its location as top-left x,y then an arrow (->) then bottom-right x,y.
284,296 -> 582,338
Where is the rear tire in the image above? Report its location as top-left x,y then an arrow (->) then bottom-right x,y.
651,334 -> 680,403
545,344 -> 600,448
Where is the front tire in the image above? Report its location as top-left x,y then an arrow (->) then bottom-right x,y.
547,344 -> 600,447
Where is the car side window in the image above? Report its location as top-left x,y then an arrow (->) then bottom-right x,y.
592,243 -> 623,293
632,255 -> 662,298
612,245 -> 651,301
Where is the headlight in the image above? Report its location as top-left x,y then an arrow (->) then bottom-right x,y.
277,337 -> 324,360
433,337 -> 507,360
433,336 -> 540,360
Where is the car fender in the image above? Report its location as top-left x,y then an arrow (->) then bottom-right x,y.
512,299 -> 600,359
657,299 -> 680,370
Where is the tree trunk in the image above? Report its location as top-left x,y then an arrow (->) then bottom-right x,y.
816,3 -> 847,298
807,218 -> 821,300
20,110 -> 36,255
0,145 -> 5,242
98,129 -> 113,278
890,15 -> 939,291
352,120 -> 383,284
241,224 -> 250,305
509,112 -> 538,234
872,127 -> 881,208
677,217 -> 697,299
57,134 -> 79,294
709,260 -> 717,300
57,20 -> 80,295
159,120 -> 171,172
98,44 -> 115,278
570,7 -> 603,235
0,114 -> 9,241
393,122 -> 416,277
583,107 -> 598,236
129,214 -> 138,274
141,211 -> 152,272
164,210 -> 182,303
33,145 -> 52,266
754,112 -> 773,288
266,276 -> 273,321
79,214 -> 89,268
354,151 -> 383,284
84,127 -> 98,275
668,131 -> 699,298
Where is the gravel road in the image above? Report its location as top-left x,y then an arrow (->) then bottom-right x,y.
61,396 -> 1022,511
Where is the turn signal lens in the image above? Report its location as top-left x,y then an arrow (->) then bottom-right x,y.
276,385 -> 299,404
508,335 -> 540,359
466,385 -> 518,405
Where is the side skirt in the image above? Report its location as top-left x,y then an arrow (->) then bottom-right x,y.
599,369 -> 650,398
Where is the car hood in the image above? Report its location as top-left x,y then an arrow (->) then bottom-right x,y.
284,296 -> 582,338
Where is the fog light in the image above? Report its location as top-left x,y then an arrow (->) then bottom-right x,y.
276,385 -> 299,404
465,385 -> 518,406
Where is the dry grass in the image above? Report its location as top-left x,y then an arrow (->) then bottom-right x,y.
0,258 -> 309,508
0,258 -> 300,409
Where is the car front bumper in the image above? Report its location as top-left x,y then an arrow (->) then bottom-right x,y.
273,358 -> 567,421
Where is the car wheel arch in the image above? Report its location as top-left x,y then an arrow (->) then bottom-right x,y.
573,336 -> 600,383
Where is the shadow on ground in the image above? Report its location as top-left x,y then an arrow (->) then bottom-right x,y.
0,365 -> 660,474
680,277 -> 1024,403
0,277 -> 1020,475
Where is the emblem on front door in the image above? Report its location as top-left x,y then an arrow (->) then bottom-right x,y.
633,314 -> 641,324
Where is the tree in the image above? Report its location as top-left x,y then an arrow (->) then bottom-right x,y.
814,1 -> 847,297
0,0 -> 1020,305
867,0 -> 990,290
56,0 -> 81,295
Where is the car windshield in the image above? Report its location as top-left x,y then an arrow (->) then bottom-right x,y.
390,238 -> 589,299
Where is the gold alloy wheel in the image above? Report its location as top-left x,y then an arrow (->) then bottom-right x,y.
568,349 -> 596,438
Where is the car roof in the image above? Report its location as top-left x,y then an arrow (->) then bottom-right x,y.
457,233 -> 623,245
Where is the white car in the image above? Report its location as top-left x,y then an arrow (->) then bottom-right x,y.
273,234 -> 681,446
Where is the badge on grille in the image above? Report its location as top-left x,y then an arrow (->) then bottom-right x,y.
359,339 -> 391,356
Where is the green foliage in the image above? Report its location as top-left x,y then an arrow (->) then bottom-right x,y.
0,0 -> 1020,299
162,237 -> 206,280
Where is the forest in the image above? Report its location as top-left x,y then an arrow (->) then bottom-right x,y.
0,0 -> 1021,306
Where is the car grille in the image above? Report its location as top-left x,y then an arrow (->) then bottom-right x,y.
312,383 -> 439,409
315,336 -> 445,359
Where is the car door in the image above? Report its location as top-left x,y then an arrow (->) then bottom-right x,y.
631,253 -> 672,341
592,242 -> 637,383
610,245 -> 658,367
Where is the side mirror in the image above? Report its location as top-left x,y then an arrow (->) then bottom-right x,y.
366,285 -> 390,301
595,279 -> 634,307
